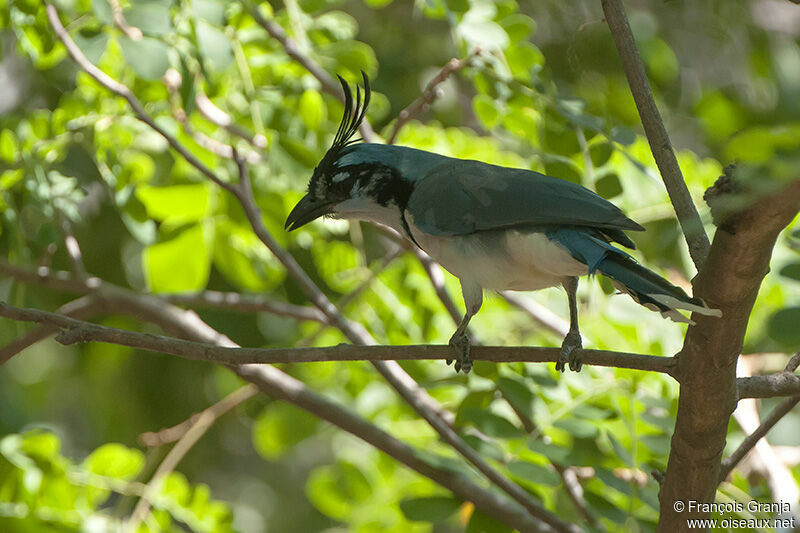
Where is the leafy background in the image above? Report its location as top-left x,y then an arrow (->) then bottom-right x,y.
1,0 -> 800,531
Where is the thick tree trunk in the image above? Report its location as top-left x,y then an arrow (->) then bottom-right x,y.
658,174 -> 800,531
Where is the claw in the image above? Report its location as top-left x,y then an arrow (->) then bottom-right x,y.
558,331 -> 583,373
448,331 -> 472,374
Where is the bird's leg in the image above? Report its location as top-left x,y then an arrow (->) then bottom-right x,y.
447,281 -> 483,374
557,276 -> 583,372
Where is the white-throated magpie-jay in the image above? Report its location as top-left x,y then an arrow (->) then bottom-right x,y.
286,73 -> 721,373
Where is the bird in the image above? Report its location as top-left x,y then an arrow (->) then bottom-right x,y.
285,72 -> 721,374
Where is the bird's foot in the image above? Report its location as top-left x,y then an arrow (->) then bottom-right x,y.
447,332 -> 472,374
556,331 -> 583,372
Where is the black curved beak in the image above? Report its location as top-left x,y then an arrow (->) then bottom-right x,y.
285,194 -> 336,231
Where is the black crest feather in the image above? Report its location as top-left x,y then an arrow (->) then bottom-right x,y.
330,71 -> 370,153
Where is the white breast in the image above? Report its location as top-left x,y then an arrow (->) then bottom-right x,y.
334,198 -> 587,291
408,218 -> 587,291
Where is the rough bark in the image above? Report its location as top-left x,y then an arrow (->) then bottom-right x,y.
658,174 -> 800,531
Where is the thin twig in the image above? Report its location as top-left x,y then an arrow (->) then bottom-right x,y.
195,92 -> 267,150
554,464 -> 599,527
127,384 -> 259,530
140,384 -> 259,447
108,0 -> 142,41
388,51 -> 481,144
246,3 -> 378,143
162,291 -> 328,324
600,0 -> 710,270
163,69 -> 262,163
46,3 -> 237,196
722,358 -> 800,516
0,259 -> 326,325
719,395 -> 800,481
785,351 -> 800,373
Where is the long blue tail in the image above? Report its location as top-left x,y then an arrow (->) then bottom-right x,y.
548,228 -> 721,323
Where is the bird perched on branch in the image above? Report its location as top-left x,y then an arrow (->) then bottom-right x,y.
286,73 -> 721,374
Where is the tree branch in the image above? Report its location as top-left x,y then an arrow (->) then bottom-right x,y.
0,301 -> 674,374
657,175 -> 800,531
387,51 -> 480,144
719,395 -> 800,481
57,290 -> 550,531
139,384 -> 259,447
0,296 -> 103,364
45,3 -> 237,196
128,385 -> 259,530
0,259 -> 327,326
47,10 -> 469,504
162,291 -> 329,325
600,0 -> 710,269
246,3 -> 378,143
737,373 -> 800,399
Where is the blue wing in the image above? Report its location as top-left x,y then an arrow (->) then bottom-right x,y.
406,159 -> 644,239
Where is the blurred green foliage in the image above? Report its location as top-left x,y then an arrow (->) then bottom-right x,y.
1,0 -> 799,531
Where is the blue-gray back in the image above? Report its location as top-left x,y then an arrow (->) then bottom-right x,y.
339,143 -> 643,237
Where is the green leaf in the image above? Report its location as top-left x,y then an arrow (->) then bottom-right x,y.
611,126 -> 636,146
768,307 -> 800,346
193,0 -> 226,24
457,408 -> 524,439
507,461 -> 561,487
526,440 -> 570,464
640,435 -> 670,456
125,2 -> 173,36
642,38 -> 679,85
306,462 -> 372,520
472,94 -> 500,129
83,443 -> 145,480
595,173 -> 623,199
499,14 -> 536,44
91,0 -> 113,24
497,376 -> 534,423
196,20 -> 233,71
299,89 -> 326,131
506,42 -> 544,81
779,263 -> 800,281
0,129 -> 17,162
144,224 -> 211,293
458,17 -> 508,50
252,403 -> 318,460
585,491 -> 628,523
119,36 -> 171,80
136,183 -> 211,223
73,32 -> 109,65
467,509 -> 513,533
553,418 -> 598,439
319,40 -> 377,76
399,496 -> 461,522
0,169 -> 25,190
589,141 -> 613,167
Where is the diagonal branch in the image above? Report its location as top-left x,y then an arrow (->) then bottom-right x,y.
45,3 -> 237,196
600,0 -> 710,270
719,395 -> 800,481
387,51 -> 481,144
56,291 -> 550,531
139,384 -> 259,447
246,3 -> 378,143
